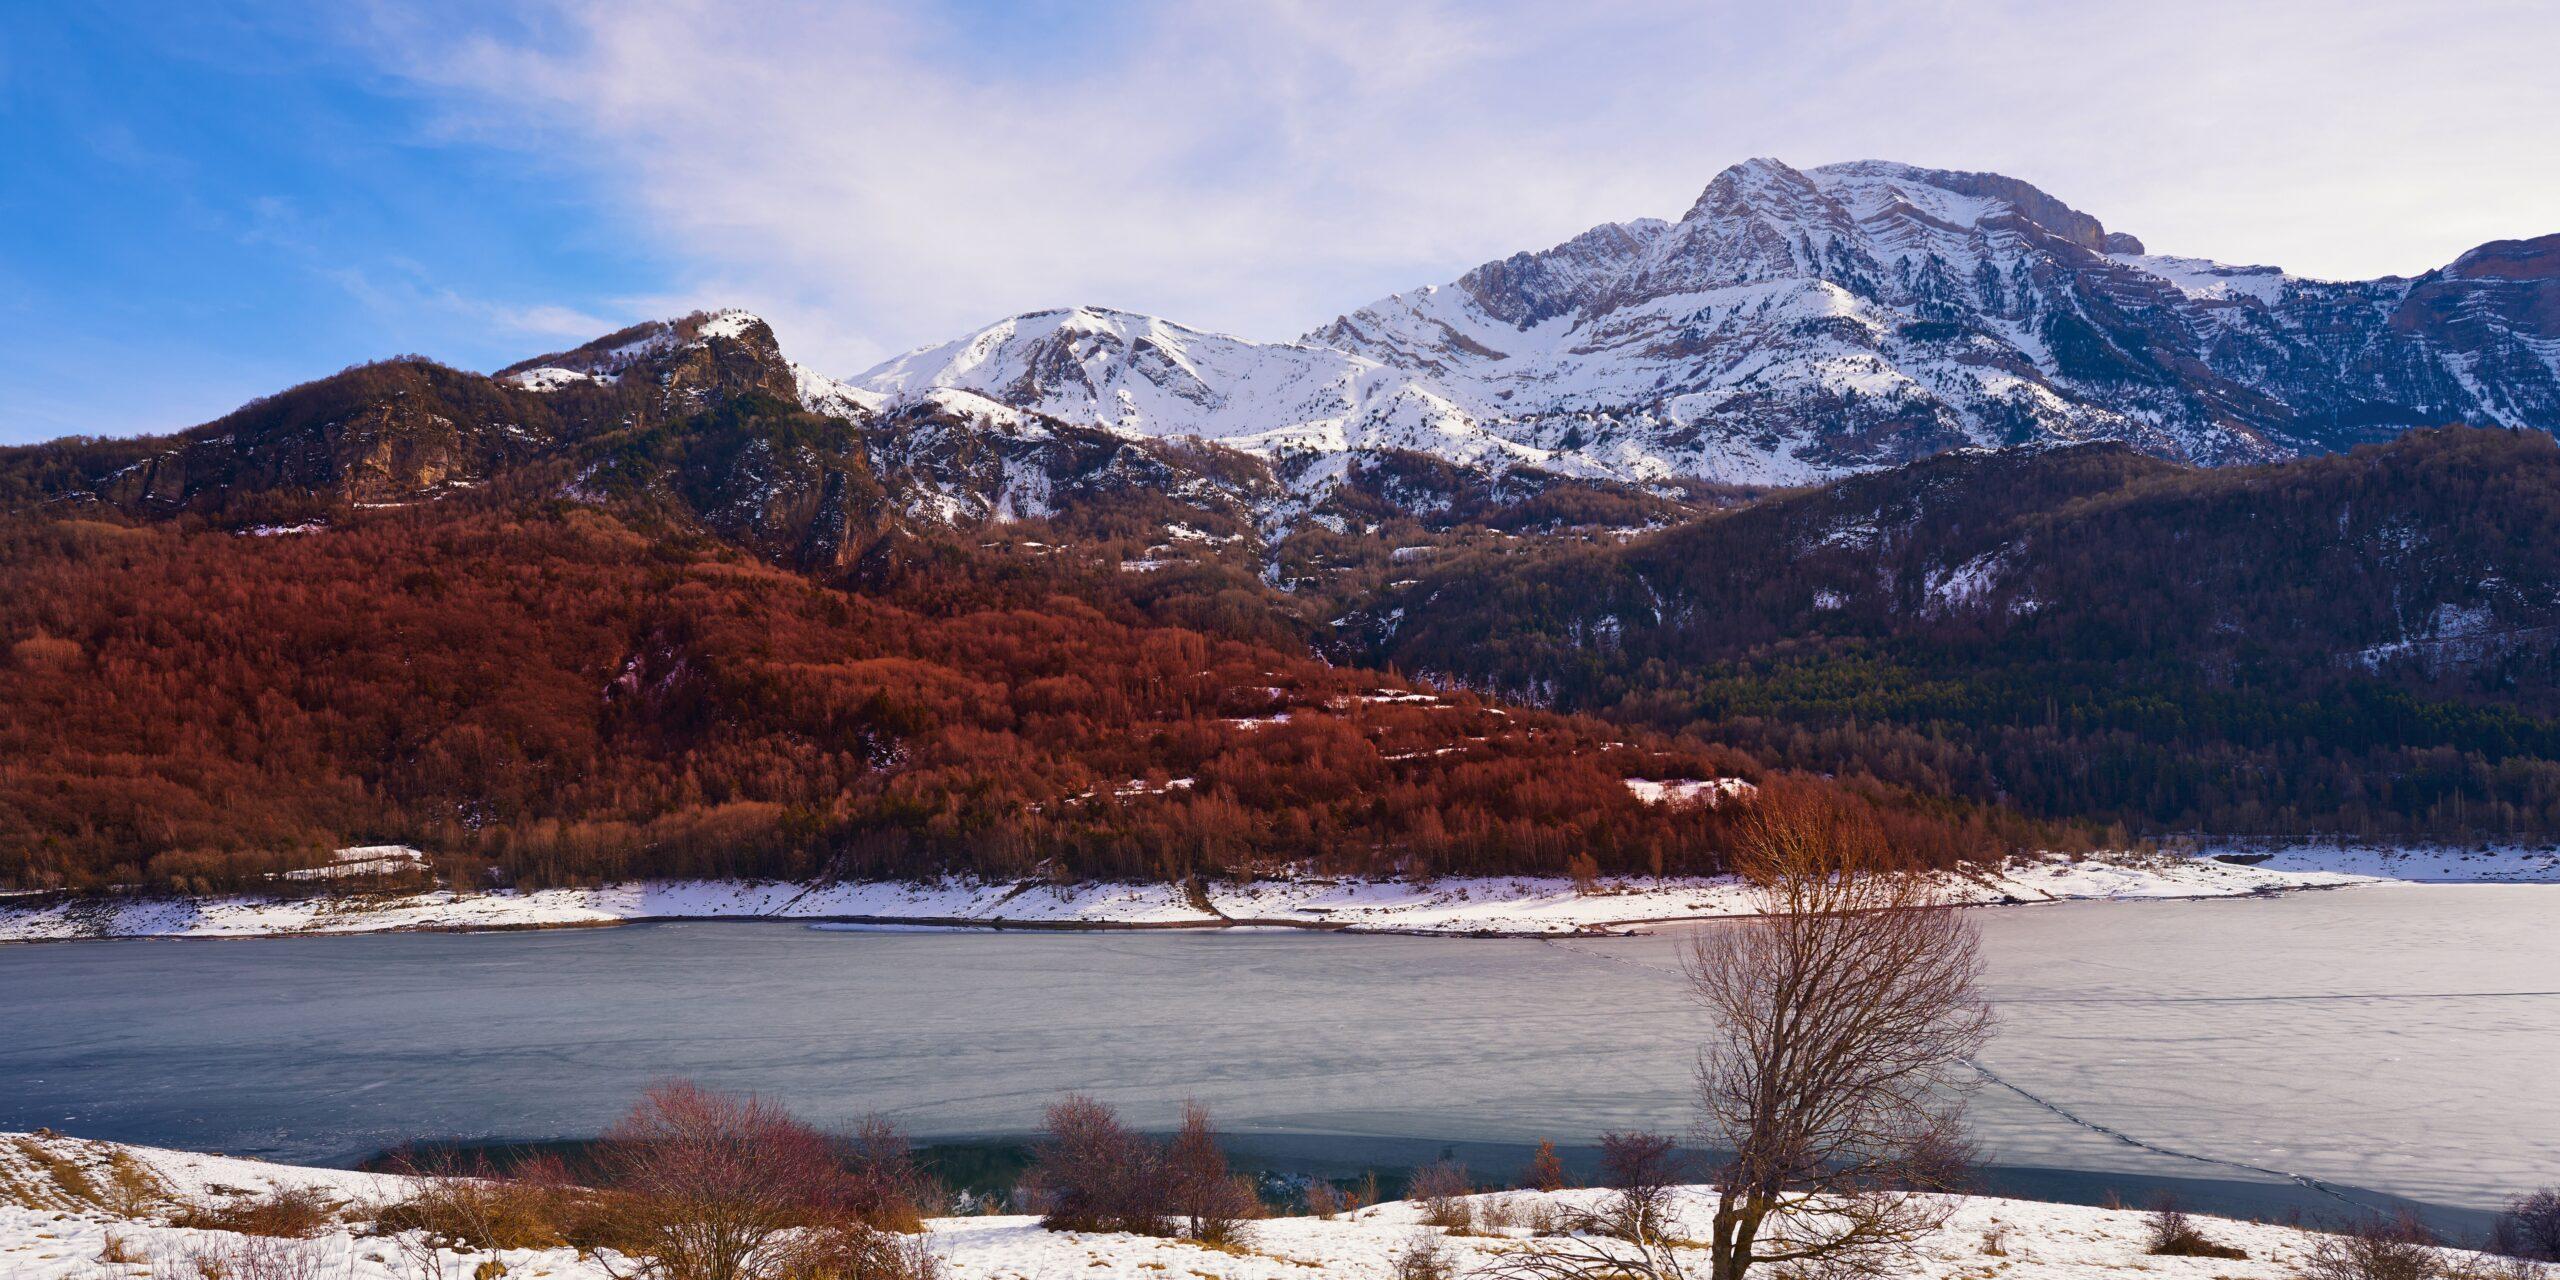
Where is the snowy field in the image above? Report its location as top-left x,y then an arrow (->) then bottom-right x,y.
5,845 -> 2555,943
0,1129 -> 2525,1280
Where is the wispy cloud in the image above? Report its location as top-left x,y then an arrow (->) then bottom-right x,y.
357,0 -> 2560,373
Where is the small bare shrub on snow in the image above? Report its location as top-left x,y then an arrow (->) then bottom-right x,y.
1596,1131 -> 1685,1244
1303,1180 -> 1342,1220
2500,1189 -> 2560,1262
378,1150 -> 579,1254
1163,1101 -> 1261,1246
102,1151 -> 173,1217
1390,1229 -> 1455,1280
770,1223 -> 944,1280
182,1236 -> 333,1280
1409,1161 -> 1473,1230
2147,1195 -> 2249,1259
2298,1215 -> 2446,1280
2447,1255 -> 2552,1280
1980,1222 -> 2011,1256
1523,1139 -> 1569,1193
1025,1094 -> 1163,1235
1473,1193 -> 1559,1234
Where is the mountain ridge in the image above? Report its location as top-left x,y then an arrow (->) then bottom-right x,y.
848,157 -> 2560,488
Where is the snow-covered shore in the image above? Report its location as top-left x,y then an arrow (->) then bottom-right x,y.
3,847 -> 2553,945
0,1129 -> 2523,1280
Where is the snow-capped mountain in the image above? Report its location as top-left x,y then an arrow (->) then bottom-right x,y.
853,305 -> 1556,483
848,159 -> 2560,487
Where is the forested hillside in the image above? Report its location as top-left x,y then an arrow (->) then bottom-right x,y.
1363,427 -> 2560,838
14,297 -> 2560,894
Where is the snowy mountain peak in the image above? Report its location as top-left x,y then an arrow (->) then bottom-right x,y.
824,158 -> 2556,491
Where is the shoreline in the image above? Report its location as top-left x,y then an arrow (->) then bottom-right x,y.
0,1128 -> 2523,1280
5,845 -> 2555,946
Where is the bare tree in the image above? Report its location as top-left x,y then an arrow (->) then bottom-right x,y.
1684,784 -> 1993,1280
1476,789 -> 1989,1280
1026,1094 -> 1160,1234
1162,1101 -> 1260,1244
598,1081 -> 858,1280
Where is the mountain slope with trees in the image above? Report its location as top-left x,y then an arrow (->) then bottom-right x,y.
1360,427 -> 2560,838
0,318 -> 1998,895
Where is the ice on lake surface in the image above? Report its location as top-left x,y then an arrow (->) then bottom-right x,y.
1,884 -> 2551,1213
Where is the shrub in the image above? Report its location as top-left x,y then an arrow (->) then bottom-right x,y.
2501,1190 -> 2560,1262
2147,1196 -> 2248,1259
1162,1101 -> 1260,1245
1026,1095 -> 1162,1235
1304,1180 -> 1342,1220
377,1151 -> 580,1253
1409,1161 -> 1472,1230
102,1152 -> 172,1217
98,1231 -> 142,1264
842,1116 -> 936,1234
2300,1215 -> 2443,1280
174,1185 -> 339,1238
597,1080 -> 864,1280
1391,1230 -> 1455,1280
2447,1255 -> 2551,1280
771,1224 -> 944,1280
1523,1140 -> 1567,1193
1595,1131 -> 1683,1244
184,1236 -> 332,1280
1472,1193 -> 1558,1234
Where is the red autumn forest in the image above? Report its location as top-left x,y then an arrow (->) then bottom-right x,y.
0,504 -> 2018,894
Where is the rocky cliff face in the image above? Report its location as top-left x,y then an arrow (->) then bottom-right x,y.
14,310 -> 1290,568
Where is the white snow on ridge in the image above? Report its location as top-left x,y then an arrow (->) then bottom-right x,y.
276,844 -> 427,882
1623,777 -> 1755,807
791,361 -> 888,418
2109,252 -> 2292,305
695,308 -> 765,340
825,159 -> 2201,490
851,305 -> 1545,480
500,365 -> 606,391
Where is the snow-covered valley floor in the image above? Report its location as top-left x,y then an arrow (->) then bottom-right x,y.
0,1130 -> 2527,1280
3,846 -> 2554,945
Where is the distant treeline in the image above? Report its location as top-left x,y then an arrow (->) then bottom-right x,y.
1367,427 -> 2560,840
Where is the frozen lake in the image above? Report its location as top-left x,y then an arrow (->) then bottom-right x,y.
2,884 -> 2551,1221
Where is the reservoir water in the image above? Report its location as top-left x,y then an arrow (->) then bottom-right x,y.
3,884 -> 2551,1224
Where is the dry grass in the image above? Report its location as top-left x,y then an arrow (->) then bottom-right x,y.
10,1135 -> 102,1208
768,1222 -> 945,1280
172,1186 -> 341,1239
1461,1193 -> 1561,1236
102,1151 -> 173,1217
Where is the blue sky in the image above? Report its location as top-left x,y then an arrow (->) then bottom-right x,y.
1,4 -> 668,442
5,1 -> 2556,445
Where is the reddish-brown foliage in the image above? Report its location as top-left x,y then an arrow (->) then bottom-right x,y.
0,507 -> 1997,891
